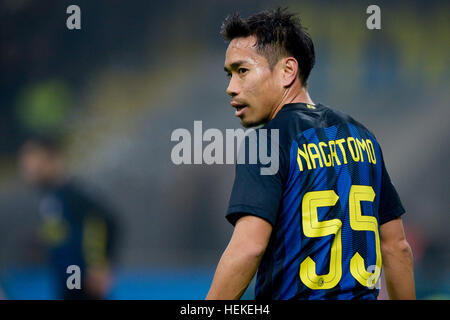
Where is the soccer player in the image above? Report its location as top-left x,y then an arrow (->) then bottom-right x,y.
206,8 -> 415,300
19,136 -> 118,299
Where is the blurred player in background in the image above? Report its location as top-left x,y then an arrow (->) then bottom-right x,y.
19,136 -> 118,300
207,8 -> 415,300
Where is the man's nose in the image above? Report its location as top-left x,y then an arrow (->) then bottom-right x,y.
226,77 -> 239,97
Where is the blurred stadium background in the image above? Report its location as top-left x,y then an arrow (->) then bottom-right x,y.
0,0 -> 448,299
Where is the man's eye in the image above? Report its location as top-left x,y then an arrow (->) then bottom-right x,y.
226,73 -> 232,78
238,68 -> 248,75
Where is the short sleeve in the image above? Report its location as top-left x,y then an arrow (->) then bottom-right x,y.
226,127 -> 287,227
378,157 -> 405,225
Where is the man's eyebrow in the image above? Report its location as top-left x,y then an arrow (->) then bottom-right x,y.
224,60 -> 247,72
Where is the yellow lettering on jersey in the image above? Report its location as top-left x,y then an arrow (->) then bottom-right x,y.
300,190 -> 342,289
296,137 -> 376,172
308,143 -> 324,169
356,138 -> 367,163
328,141 -> 341,166
347,137 -> 360,162
319,142 -> 332,167
349,185 -> 382,288
297,144 -> 312,171
366,139 -> 377,164
335,139 -> 348,164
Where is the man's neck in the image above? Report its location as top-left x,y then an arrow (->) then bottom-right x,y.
39,173 -> 68,191
269,84 -> 314,121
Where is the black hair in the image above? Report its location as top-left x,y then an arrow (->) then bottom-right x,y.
220,7 -> 315,86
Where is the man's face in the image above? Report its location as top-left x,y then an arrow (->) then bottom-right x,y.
224,36 -> 284,127
19,143 -> 57,186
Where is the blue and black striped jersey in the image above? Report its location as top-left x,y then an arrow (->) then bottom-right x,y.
226,102 -> 405,300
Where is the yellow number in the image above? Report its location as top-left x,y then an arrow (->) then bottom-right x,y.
300,190 -> 342,289
349,185 -> 382,288
299,185 -> 381,290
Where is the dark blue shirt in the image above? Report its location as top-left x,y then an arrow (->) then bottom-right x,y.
39,181 -> 117,299
227,103 -> 405,300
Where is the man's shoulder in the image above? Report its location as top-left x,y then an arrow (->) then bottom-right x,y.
324,105 -> 376,136
257,102 -> 379,151
288,103 -> 378,139
260,103 -> 330,144
263,102 -> 333,132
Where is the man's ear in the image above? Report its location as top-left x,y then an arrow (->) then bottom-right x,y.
279,57 -> 299,88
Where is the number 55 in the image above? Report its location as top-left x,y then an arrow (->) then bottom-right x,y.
299,185 -> 382,290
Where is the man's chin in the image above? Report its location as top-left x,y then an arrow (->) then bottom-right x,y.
240,120 -> 256,128
240,117 -> 265,128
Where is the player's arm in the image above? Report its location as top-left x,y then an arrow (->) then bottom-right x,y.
380,217 -> 415,299
82,214 -> 113,298
206,215 -> 272,300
